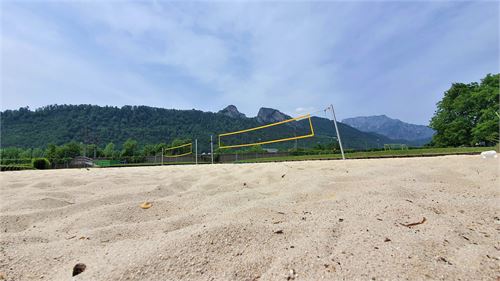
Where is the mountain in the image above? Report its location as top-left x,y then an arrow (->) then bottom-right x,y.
1,104 -> 418,151
342,115 -> 435,145
257,107 -> 291,123
218,105 -> 246,119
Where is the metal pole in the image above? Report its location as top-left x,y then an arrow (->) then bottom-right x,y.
329,104 -> 346,160
210,135 -> 214,164
195,139 -> 198,165
161,147 -> 164,166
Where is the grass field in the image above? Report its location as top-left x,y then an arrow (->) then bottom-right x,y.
235,146 -> 495,163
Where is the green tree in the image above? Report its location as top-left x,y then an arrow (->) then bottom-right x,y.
170,138 -> 188,147
46,144 -> 57,160
32,148 -> 45,158
19,148 -> 33,159
122,138 -> 138,157
103,142 -> 115,158
142,144 -> 156,156
64,141 -> 82,158
154,143 -> 168,154
430,73 -> 499,146
471,74 -> 500,144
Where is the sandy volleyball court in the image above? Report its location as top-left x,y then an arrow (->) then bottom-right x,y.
0,155 -> 499,280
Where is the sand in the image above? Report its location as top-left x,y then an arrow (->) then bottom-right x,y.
0,155 -> 499,280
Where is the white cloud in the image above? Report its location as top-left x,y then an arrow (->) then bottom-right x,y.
1,1 -> 498,124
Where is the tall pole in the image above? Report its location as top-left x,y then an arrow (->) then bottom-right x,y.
293,127 -> 297,150
161,147 -> 164,166
195,139 -> 198,165
210,135 -> 214,164
329,104 -> 345,160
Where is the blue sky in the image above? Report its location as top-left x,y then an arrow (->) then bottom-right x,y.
1,1 -> 498,124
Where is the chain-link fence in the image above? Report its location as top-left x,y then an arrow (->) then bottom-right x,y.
1,150 -> 326,170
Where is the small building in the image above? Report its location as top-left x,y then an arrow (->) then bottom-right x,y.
70,156 -> 94,168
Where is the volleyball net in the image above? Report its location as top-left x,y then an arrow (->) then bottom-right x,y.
163,142 -> 193,157
218,114 -> 315,149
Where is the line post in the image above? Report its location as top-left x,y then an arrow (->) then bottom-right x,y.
195,139 -> 198,165
329,104 -> 345,160
210,135 -> 214,164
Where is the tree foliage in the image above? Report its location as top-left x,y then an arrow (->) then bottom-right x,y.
121,138 -> 138,157
32,158 -> 51,169
103,142 -> 116,158
430,74 -> 499,146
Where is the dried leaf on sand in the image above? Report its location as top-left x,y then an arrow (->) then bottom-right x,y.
400,217 -> 426,227
140,202 -> 152,209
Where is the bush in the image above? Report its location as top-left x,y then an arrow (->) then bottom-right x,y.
32,158 -> 51,169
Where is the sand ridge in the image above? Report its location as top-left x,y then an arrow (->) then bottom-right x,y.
0,155 -> 499,280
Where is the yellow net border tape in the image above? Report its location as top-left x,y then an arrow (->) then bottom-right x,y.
163,142 -> 193,158
218,114 -> 315,149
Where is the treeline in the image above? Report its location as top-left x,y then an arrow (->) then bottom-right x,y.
0,105 -> 261,151
430,73 -> 499,147
1,138 -> 343,165
0,138 -> 190,164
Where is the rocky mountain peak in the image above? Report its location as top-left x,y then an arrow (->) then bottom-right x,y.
342,115 -> 435,141
218,105 -> 246,118
256,107 -> 291,123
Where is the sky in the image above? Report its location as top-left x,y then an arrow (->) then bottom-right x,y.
1,1 -> 498,125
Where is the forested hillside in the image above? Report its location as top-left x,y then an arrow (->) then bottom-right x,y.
1,104 -> 415,152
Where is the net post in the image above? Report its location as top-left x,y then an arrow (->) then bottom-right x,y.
195,139 -> 198,165
329,104 -> 346,160
210,135 -> 214,164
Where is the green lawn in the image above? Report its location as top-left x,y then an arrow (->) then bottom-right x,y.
235,147 -> 495,163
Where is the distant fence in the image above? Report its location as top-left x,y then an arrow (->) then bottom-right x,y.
1,151 -> 297,170
219,152 -> 290,162
0,148 -> 357,171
